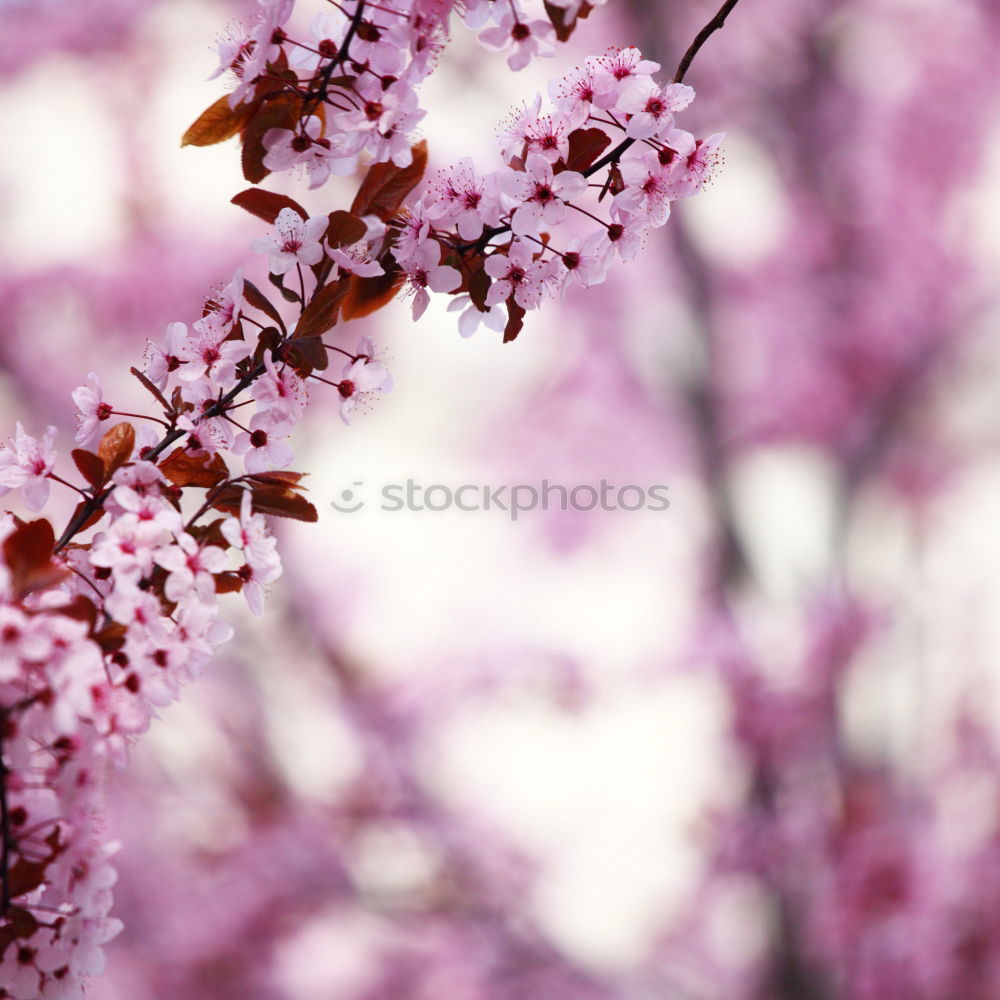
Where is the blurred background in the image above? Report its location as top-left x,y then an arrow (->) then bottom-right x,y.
2,0 -> 1000,996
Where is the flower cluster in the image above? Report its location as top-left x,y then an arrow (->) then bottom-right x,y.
0,526 -> 121,999
188,0 -> 722,341
0,0 -> 737,991
0,250 -> 393,994
207,0 -> 598,188
394,47 -> 722,338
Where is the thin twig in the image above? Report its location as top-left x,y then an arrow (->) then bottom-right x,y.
673,0 -> 743,84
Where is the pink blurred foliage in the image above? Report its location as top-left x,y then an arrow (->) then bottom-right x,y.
0,0 -> 157,78
681,0 -> 1000,487
93,636 -> 619,1000
0,0 -> 247,423
0,235 -> 248,423
617,2 -> 1000,994
495,295 -> 691,550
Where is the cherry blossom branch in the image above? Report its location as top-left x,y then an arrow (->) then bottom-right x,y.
304,0 -> 366,110
0,0 -> 743,993
586,0 -> 745,178
53,361 -> 269,552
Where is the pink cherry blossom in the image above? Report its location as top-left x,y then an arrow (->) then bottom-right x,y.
176,379 -> 236,452
505,154 -> 586,237
447,295 -> 508,338
327,240 -> 384,278
221,491 -> 282,615
613,150 -> 674,228
591,45 -> 660,108
604,213 -> 649,262
154,531 -> 229,603
89,515 -> 168,581
218,1 -> 293,108
262,115 -> 358,188
107,461 -> 173,514
252,352 -> 308,425
552,232 -> 611,294
250,208 -> 328,275
668,132 -> 726,197
144,320 -> 187,389
398,240 -> 462,320
551,60 -> 601,129
176,318 -> 250,387
617,78 -> 695,140
337,78 -> 425,167
497,94 -> 544,161
232,410 -> 295,473
338,354 -> 392,425
200,267 -> 245,337
484,239 -> 548,309
479,14 -> 555,72
0,422 -> 58,511
288,8 -> 349,75
427,158 -> 502,241
71,372 -> 112,446
523,113 -> 571,163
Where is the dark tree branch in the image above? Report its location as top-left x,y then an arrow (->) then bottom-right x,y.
673,0 -> 743,84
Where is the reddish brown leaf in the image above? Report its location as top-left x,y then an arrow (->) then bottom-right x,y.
243,280 -> 285,328
469,268 -> 491,312
252,327 -> 283,367
247,471 -> 306,487
181,95 -> 256,147
269,270 -> 301,303
285,337 -> 328,373
259,46 -> 292,82
7,858 -> 49,900
56,595 -> 98,632
159,448 -> 230,489
3,519 -> 68,599
71,449 -> 106,489
67,499 -> 108,536
293,278 -> 351,340
562,127 -> 612,174
503,296 -> 526,343
543,0 -> 592,41
97,423 -> 135,478
211,482 -> 318,522
340,259 -> 404,321
350,140 -> 428,221
231,188 -> 308,224
214,572 -> 244,595
224,319 -> 246,345
2,907 -> 38,941
241,93 -> 305,184
326,210 -> 368,248
94,621 -> 127,655
190,518 -> 230,550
